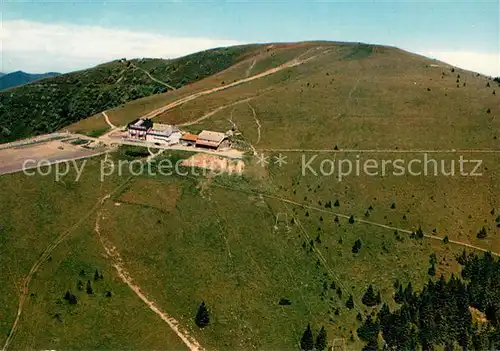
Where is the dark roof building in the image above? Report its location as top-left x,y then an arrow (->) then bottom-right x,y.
127,118 -> 153,131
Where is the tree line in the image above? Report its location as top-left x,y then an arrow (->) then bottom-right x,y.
358,251 -> 500,350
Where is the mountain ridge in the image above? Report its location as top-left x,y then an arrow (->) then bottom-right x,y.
0,70 -> 60,90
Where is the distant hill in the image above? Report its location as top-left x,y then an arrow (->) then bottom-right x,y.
0,71 -> 60,90
0,45 -> 257,143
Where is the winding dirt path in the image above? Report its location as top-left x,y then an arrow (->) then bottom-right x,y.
130,62 -> 177,91
245,59 -> 257,77
142,50 -> 327,120
178,97 -> 253,127
2,181 -> 129,351
93,187 -> 203,351
247,102 -> 262,145
102,111 -> 116,129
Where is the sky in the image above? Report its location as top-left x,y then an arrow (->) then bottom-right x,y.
1,0 -> 499,76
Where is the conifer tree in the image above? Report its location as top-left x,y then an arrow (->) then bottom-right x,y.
68,293 -> 77,305
394,284 -> 404,304
352,239 -> 362,253
86,280 -> 93,295
428,263 -> 436,276
195,302 -> 210,328
346,295 -> 354,309
416,226 -> 424,239
477,226 -> 487,239
357,316 -> 379,342
300,324 -> 314,351
64,291 -> 77,304
315,326 -> 327,351
362,285 -> 377,307
404,282 -> 413,302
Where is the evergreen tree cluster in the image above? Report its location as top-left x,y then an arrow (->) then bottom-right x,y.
63,291 -> 78,305
300,324 -> 327,351
359,252 -> 500,350
461,252 -> 500,328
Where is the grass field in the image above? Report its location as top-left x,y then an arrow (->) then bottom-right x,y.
0,158 -> 187,349
66,113 -> 110,136
1,41 -> 499,350
1,147 -> 498,349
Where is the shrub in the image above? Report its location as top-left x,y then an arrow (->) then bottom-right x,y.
279,298 -> 292,306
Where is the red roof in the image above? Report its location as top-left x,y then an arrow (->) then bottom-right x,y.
181,133 -> 198,142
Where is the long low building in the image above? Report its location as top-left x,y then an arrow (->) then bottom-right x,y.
145,124 -> 181,145
195,130 -> 227,149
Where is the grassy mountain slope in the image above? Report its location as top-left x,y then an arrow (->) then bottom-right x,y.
1,41 -> 500,350
0,45 -> 257,143
0,71 -> 60,91
155,44 -> 499,150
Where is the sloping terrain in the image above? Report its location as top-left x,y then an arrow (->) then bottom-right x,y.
1,41 -> 500,350
0,45 -> 257,143
0,71 -> 60,90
